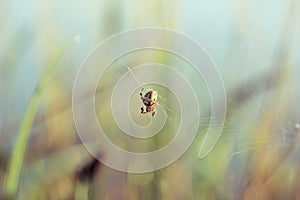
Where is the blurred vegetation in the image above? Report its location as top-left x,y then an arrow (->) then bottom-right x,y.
1,0 -> 300,199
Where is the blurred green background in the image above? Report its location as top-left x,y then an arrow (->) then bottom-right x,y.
1,0 -> 300,199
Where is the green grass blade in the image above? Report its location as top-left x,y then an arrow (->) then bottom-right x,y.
4,48 -> 66,199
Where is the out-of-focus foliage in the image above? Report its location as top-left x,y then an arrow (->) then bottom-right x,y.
1,0 -> 300,199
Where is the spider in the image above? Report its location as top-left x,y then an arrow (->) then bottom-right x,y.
140,88 -> 158,117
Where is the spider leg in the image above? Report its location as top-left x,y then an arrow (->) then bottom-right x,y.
139,88 -> 145,97
141,106 -> 148,114
152,111 -> 156,117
